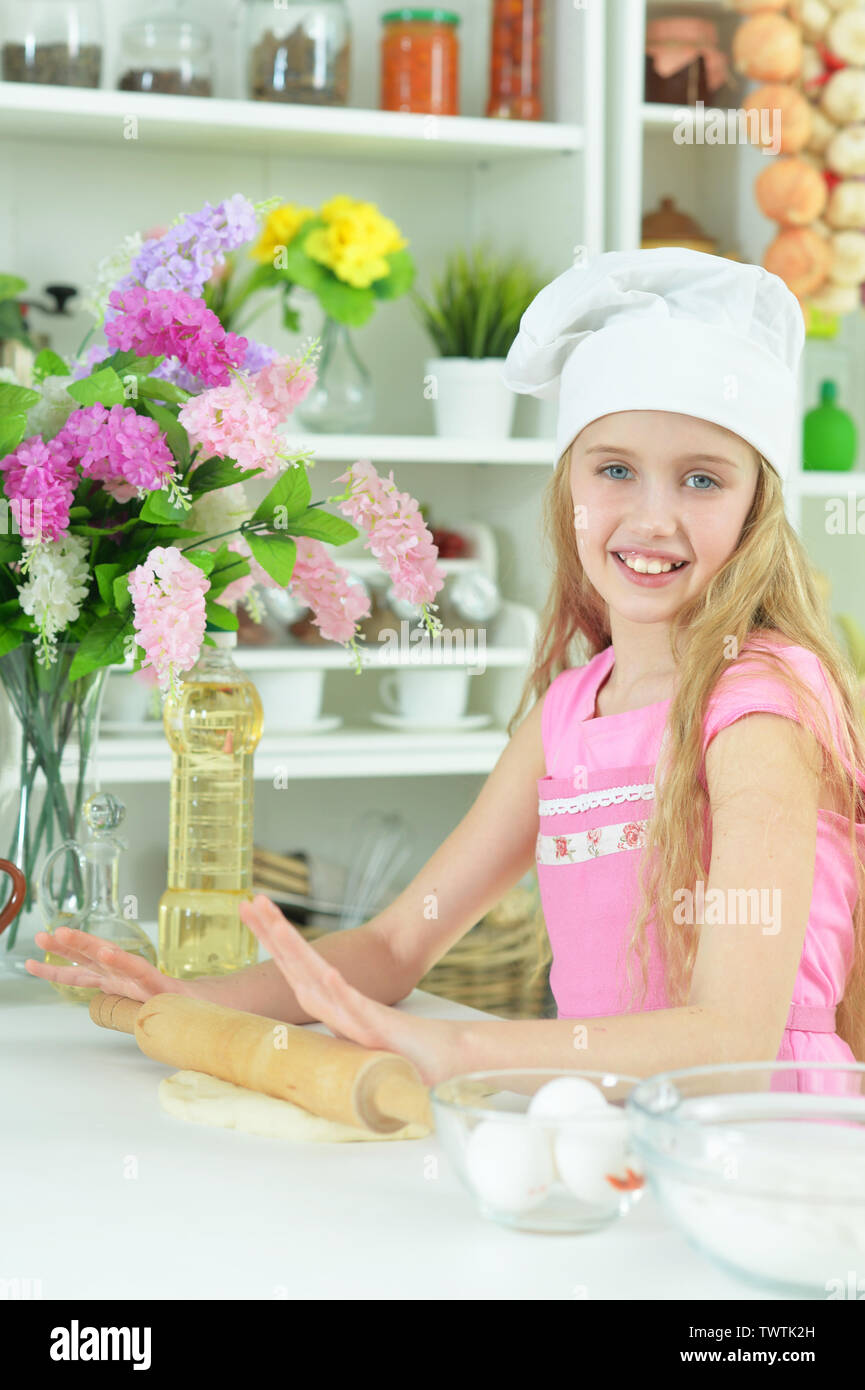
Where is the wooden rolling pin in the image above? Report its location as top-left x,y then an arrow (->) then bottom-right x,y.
89,992 -> 432,1135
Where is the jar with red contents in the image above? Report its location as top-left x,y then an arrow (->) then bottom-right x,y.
487,0 -> 543,121
381,8 -> 460,117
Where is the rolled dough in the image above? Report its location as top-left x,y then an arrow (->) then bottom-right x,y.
158,1070 -> 431,1142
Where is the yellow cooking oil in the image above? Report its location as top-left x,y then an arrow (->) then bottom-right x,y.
157,630 -> 263,981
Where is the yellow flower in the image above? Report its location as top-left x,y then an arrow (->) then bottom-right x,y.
253,204 -> 317,264
308,196 -> 408,288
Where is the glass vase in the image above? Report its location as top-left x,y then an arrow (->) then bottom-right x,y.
0,640 -> 108,979
295,313 -> 375,433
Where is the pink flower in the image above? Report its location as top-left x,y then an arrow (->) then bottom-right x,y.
333,459 -> 445,609
179,386 -> 285,478
55,404 -> 175,494
288,536 -> 371,645
127,545 -> 209,690
105,285 -> 248,388
252,354 -> 317,418
0,435 -> 78,541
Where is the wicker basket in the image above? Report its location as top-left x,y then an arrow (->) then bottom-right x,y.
417,872 -> 553,1019
254,850 -> 553,1020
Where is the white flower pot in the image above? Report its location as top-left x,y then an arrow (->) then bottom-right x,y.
425,356 -> 516,439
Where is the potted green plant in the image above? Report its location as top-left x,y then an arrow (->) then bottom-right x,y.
410,244 -> 545,439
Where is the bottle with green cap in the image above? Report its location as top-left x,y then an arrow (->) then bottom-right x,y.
803,379 -> 857,472
157,621 -> 263,980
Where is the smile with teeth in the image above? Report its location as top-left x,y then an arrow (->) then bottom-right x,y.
615,552 -> 688,574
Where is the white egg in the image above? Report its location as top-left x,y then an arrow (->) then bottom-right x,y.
554,1112 -> 632,1207
527,1076 -> 612,1120
464,1120 -> 555,1213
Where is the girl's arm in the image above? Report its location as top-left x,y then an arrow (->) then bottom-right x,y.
192,693 -> 548,1022
458,711 -> 822,1076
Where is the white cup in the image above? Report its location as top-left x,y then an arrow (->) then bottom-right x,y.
380,669 -> 469,722
253,670 -> 324,729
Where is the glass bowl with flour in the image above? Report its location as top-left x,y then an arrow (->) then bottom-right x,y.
627,1061 -> 865,1296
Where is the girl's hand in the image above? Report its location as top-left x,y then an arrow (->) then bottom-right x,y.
238,894 -> 468,1088
25,928 -> 188,1003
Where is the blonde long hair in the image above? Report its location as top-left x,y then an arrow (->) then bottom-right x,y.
510,445 -> 865,1062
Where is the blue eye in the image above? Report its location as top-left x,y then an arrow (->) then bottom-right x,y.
596,464 -> 719,489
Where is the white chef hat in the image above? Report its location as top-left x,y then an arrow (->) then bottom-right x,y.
500,247 -> 805,484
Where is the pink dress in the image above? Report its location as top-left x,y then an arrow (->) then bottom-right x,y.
535,634 -> 865,1092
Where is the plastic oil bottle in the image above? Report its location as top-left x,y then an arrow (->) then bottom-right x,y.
157,626 -> 263,980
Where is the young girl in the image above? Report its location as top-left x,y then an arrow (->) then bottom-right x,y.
27,249 -> 865,1096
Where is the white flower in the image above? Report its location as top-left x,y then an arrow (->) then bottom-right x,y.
19,535 -> 91,665
187,482 -> 250,539
25,375 -> 79,441
78,231 -> 144,322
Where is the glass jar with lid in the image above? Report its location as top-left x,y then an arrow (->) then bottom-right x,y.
117,10 -> 213,97
1,0 -> 103,88
381,9 -> 460,117
486,0 -> 543,121
243,0 -> 350,106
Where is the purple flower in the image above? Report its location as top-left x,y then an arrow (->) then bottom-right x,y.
111,195 -> 257,306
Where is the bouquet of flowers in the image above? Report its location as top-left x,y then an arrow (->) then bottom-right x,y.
0,191 -> 443,694
0,193 -> 443,960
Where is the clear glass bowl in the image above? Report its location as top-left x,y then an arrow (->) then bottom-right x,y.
627,1061 -> 865,1296
430,1069 -> 645,1233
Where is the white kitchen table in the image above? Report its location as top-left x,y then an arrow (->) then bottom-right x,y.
1,956 -> 803,1303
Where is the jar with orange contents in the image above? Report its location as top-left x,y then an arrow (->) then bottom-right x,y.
381,8 -> 460,116
487,0 -> 543,121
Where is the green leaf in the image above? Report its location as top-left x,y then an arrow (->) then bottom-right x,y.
66,367 -> 126,408
0,302 -> 30,345
95,562 -> 122,605
0,414 -> 27,455
67,506 -> 91,520
317,277 -> 376,327
0,274 -> 27,300
139,488 -> 188,525
32,349 -> 69,383
284,507 -> 356,546
0,535 -> 22,565
189,456 -> 264,497
148,525 -> 206,543
206,544 -> 250,598
98,349 -> 162,378
135,376 -> 191,405
251,467 -> 311,526
0,628 -> 24,658
142,399 -> 190,466
113,574 -> 131,612
0,382 -> 40,414
186,549 -> 216,577
246,532 -> 296,587
68,612 -> 135,681
204,600 -> 239,631
371,249 -> 415,301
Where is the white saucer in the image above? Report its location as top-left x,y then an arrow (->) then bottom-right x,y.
265,714 -> 343,735
371,711 -> 491,732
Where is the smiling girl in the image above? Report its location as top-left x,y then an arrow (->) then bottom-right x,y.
27,249 -> 865,1094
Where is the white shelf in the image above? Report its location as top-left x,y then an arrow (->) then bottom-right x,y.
93,728 -> 509,782
290,433 -> 555,465
229,644 -> 531,670
0,83 -> 584,163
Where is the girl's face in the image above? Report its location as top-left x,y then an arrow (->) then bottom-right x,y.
570,410 -> 759,618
